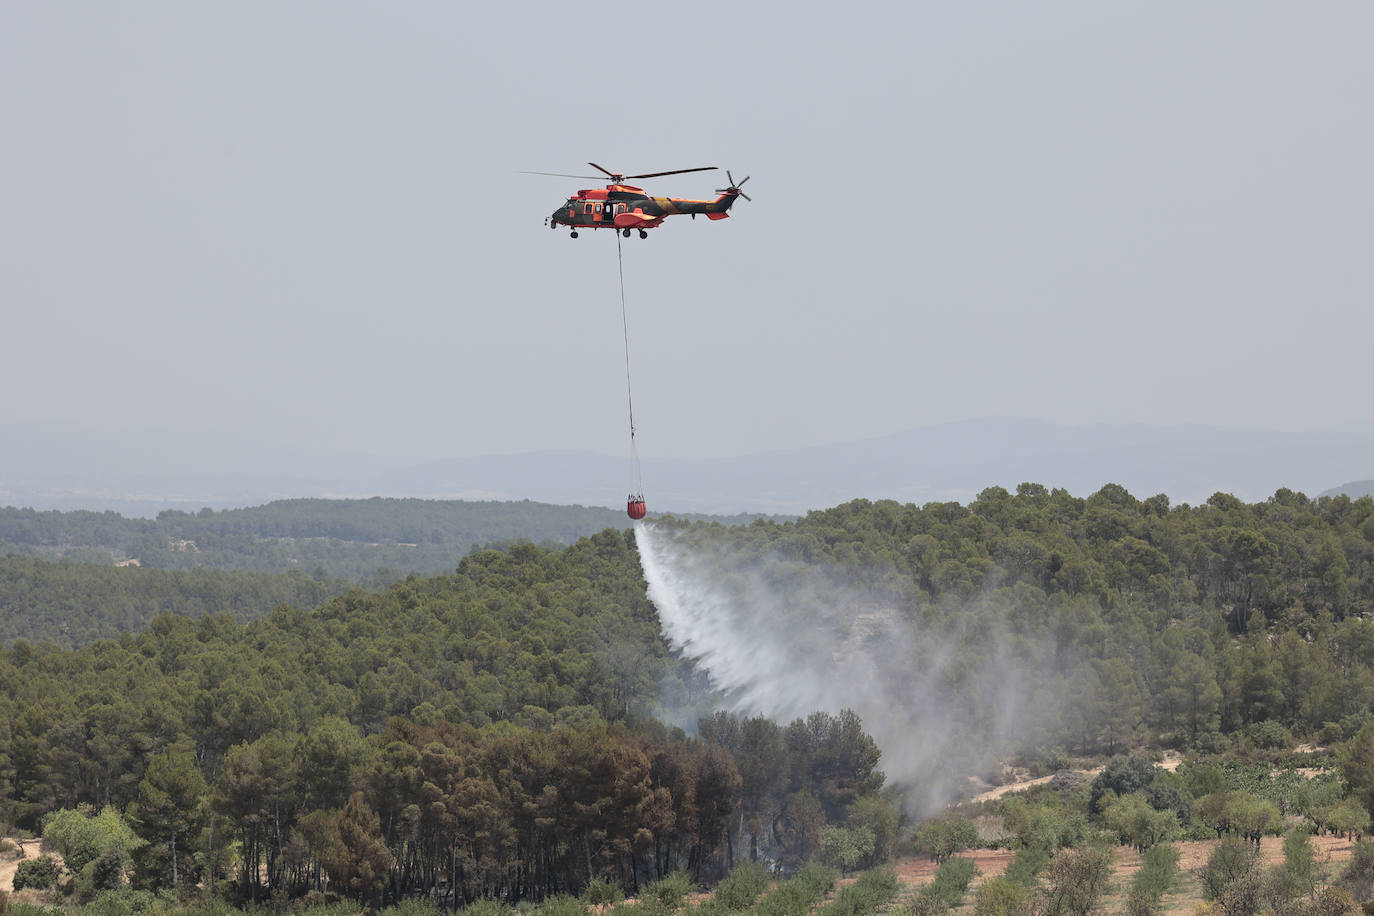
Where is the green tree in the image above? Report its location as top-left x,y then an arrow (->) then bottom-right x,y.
819,825 -> 874,875
42,805 -> 140,875
847,792 -> 900,868
1339,722 -> 1374,822
916,816 -> 979,863
1039,846 -> 1113,916
1102,792 -> 1178,852
974,877 -> 1034,916
1162,652 -> 1222,744
127,747 -> 207,891
1201,837 -> 1260,905
325,792 -> 394,909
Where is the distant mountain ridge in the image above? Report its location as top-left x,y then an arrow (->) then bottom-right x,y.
362,419 -> 1374,513
1321,480 -> 1374,499
0,498 -> 777,580
4,418 -> 1373,515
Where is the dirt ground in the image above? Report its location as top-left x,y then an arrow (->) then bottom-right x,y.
970,752 -> 1187,806
1,837 -> 42,893
892,832 -> 1359,914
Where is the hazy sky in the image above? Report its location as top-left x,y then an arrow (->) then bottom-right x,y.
3,2 -> 1371,462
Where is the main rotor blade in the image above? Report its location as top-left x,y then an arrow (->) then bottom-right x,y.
624,166 -> 718,179
587,162 -> 620,179
522,170 -> 604,179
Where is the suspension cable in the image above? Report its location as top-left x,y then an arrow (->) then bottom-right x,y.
617,232 -> 635,442
617,233 -> 643,498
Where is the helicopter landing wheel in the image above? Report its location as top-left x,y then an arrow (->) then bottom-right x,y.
622,228 -> 631,237
638,229 -> 648,239
570,231 -> 578,239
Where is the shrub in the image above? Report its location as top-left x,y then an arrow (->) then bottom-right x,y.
1038,847 -> 1112,916
41,808 -> 140,878
461,900 -> 511,916
1131,842 -> 1180,903
72,886 -> 162,916
642,871 -> 694,910
815,868 -> 898,916
708,860 -> 768,912
750,863 -> 835,916
900,895 -> 947,916
1335,838 -> 1374,902
1024,747 -> 1071,779
385,900 -> 442,916
972,877 -> 1033,916
89,848 -> 128,892
1003,845 -> 1050,888
1201,837 -> 1260,903
1089,755 -> 1159,813
1247,720 -> 1294,750
13,856 -> 61,891
1123,888 -> 1156,916
293,899 -> 356,916
820,825 -> 876,874
915,817 -> 978,862
582,878 -> 622,907
1294,886 -> 1359,915
923,856 -> 978,909
1278,827 -> 1317,899
535,895 -> 586,916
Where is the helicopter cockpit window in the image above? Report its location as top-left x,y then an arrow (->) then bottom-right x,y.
615,204 -> 626,214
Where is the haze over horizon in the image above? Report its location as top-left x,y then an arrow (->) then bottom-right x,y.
5,416 -> 1373,519
3,4 -> 1371,474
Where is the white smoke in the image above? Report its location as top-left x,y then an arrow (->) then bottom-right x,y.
635,519 -> 1051,815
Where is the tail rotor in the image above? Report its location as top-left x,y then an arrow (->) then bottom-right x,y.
717,170 -> 752,202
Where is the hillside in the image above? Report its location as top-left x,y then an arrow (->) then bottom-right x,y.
0,498 -> 779,580
1322,479 -> 1374,499
0,555 -> 352,648
4,484 -> 1374,911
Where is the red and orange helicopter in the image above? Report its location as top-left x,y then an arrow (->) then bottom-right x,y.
529,163 -> 753,519
529,163 -> 751,238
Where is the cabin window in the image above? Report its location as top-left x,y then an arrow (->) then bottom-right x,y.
583,203 -> 593,215
616,204 -> 626,214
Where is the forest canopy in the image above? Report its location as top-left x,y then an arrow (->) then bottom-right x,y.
3,483 -> 1374,908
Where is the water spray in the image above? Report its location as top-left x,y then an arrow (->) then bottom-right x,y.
634,519 -> 1046,815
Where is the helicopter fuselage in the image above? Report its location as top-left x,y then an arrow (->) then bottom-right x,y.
547,183 -> 737,235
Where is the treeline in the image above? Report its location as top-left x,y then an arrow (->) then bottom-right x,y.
9,712 -> 881,907
0,556 -> 351,648
0,529 -> 889,907
663,485 -> 1374,750
0,499 -> 778,583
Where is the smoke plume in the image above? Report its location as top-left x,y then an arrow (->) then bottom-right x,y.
635,520 -> 1055,815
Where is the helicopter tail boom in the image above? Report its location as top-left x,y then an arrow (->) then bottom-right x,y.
648,191 -> 740,217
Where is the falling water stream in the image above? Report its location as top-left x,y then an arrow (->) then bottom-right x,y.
634,519 -> 1045,813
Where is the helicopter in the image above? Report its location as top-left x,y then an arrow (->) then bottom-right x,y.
528,163 -> 751,238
